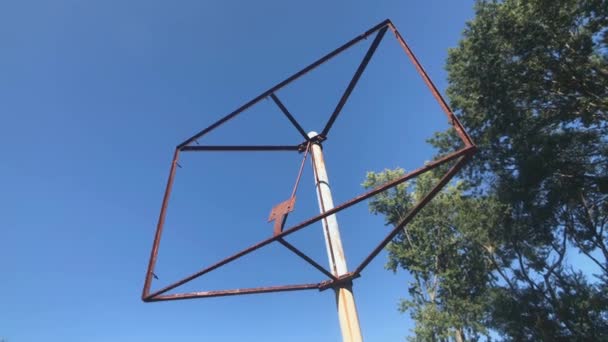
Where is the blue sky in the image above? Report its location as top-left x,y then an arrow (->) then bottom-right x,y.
0,1 -> 475,341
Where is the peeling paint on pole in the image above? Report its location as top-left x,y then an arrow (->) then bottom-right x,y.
309,131 -> 363,342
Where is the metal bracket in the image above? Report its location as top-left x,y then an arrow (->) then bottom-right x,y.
318,272 -> 360,291
298,134 -> 325,152
268,196 -> 296,236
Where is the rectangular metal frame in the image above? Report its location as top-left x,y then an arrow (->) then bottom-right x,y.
142,19 -> 475,302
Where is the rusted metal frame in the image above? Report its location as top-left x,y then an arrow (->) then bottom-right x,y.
181,145 -> 300,152
142,148 -> 181,300
143,145 -> 472,301
270,93 -> 309,141
143,19 -> 479,302
353,153 -> 473,276
278,238 -> 338,280
387,23 -> 474,147
147,283 -> 321,302
177,19 -> 392,150
321,26 -> 389,137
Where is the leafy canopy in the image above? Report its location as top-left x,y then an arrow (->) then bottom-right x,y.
365,0 -> 608,340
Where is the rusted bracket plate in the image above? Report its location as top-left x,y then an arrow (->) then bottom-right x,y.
268,196 -> 296,236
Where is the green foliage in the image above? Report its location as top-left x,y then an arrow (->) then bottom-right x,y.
443,0 -> 608,340
363,170 -> 507,341
365,0 -> 608,340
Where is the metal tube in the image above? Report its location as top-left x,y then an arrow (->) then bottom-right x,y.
181,145 -> 300,152
146,283 -> 321,301
142,148 -> 180,299
309,131 -> 363,342
387,23 -> 474,147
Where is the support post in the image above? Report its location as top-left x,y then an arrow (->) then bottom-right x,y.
308,131 -> 363,342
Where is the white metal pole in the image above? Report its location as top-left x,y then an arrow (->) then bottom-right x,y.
308,131 -> 363,342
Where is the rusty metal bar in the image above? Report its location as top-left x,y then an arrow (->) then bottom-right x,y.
146,283 -> 321,301
181,145 -> 300,152
278,239 -> 338,280
270,93 -> 309,141
291,142 -> 310,198
354,154 -> 471,275
142,148 -> 180,299
387,23 -> 474,147
177,19 -> 391,149
321,26 -> 388,137
144,145 -> 473,300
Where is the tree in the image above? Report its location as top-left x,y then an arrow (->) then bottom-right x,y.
366,0 -> 608,340
363,170 -> 507,341
443,0 -> 608,340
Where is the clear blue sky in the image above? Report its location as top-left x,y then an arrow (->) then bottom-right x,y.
0,1 -> 475,341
